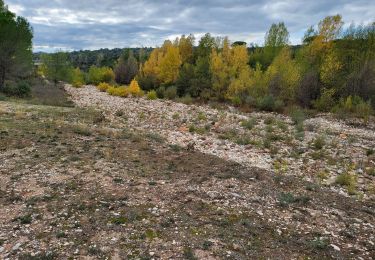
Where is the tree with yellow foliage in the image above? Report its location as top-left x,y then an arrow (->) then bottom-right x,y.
177,34 -> 195,64
128,79 -> 143,97
142,40 -> 182,85
210,38 -> 250,101
158,44 -> 182,84
265,47 -> 301,104
210,48 -> 229,99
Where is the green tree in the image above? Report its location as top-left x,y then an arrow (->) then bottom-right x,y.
40,52 -> 72,84
263,22 -> 289,68
0,1 -> 33,90
125,51 -> 139,84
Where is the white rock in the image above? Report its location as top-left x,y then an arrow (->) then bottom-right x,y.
330,244 -> 340,251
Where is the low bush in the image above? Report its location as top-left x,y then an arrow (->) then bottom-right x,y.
313,88 -> 336,112
256,95 -> 284,112
336,172 -> 357,194
156,86 -> 166,99
107,86 -> 129,97
289,107 -> 305,125
97,82 -> 111,92
147,90 -> 158,100
165,86 -> 178,100
88,66 -> 115,85
332,95 -> 373,124
2,81 -> 31,97
241,118 -> 257,130
177,94 -> 193,105
313,135 -> 325,150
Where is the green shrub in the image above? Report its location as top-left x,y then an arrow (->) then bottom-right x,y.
165,86 -> 177,100
257,95 -> 274,111
2,81 -> 31,97
88,66 -> 115,85
241,118 -> 257,130
97,82 -> 111,92
336,172 -> 357,194
313,135 -> 325,150
107,86 -> 129,97
289,107 -> 305,125
332,95 -> 373,124
147,90 -> 158,100
178,94 -> 193,105
156,86 -> 166,99
256,95 -> 284,112
313,88 -> 336,112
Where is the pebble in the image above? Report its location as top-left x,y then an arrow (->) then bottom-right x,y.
12,243 -> 21,251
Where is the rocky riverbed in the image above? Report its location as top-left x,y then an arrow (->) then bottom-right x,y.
66,85 -> 375,200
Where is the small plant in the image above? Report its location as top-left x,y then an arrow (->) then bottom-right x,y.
336,172 -> 357,194
147,90 -> 157,100
278,192 -> 310,207
241,118 -> 257,130
73,125 -> 92,136
202,240 -> 213,250
97,82 -> 111,92
310,237 -> 330,250
290,107 -> 305,125
197,112 -> 207,121
366,149 -> 374,156
235,136 -> 252,145
183,246 -> 197,260
317,170 -> 329,183
178,94 -> 193,105
19,214 -> 32,224
313,135 -> 325,150
172,113 -> 180,120
264,116 -> 275,125
189,124 -> 206,135
56,231 -> 66,238
110,216 -> 127,225
145,229 -> 158,240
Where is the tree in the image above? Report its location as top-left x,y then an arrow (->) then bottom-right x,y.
0,2 -> 33,89
262,22 -> 290,68
158,44 -> 181,84
115,50 -> 138,85
265,47 -> 301,104
176,63 -> 195,96
114,56 -> 127,84
178,34 -> 195,64
70,68 -> 85,87
125,51 -> 138,84
40,52 -> 72,84
265,22 -> 289,47
87,66 -> 114,85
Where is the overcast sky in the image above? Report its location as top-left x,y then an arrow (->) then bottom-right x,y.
5,0 -> 375,52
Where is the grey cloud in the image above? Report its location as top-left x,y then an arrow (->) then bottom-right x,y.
5,0 -> 375,52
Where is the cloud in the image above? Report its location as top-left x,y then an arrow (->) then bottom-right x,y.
5,0 -> 375,52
